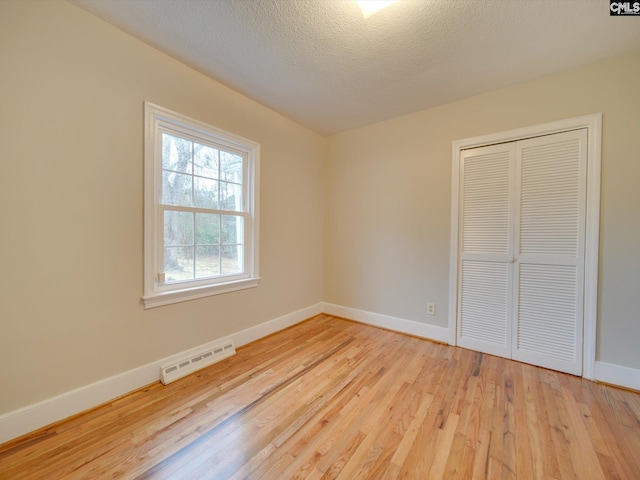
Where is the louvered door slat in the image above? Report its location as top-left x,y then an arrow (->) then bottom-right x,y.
461,148 -> 511,254
519,136 -> 582,256
517,264 -> 577,362
459,260 -> 509,353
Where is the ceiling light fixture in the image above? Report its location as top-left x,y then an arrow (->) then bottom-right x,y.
357,0 -> 398,19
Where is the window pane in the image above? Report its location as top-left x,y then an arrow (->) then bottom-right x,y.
220,181 -> 243,211
221,245 -> 243,275
195,245 -> 220,278
162,171 -> 192,207
195,213 -> 220,245
221,215 -> 244,245
164,246 -> 194,282
164,211 -> 194,245
220,151 -> 243,184
162,133 -> 192,174
194,143 -> 219,179
193,177 -> 219,209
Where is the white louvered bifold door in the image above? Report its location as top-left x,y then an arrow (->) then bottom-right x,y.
457,143 -> 515,358
512,129 -> 587,375
456,129 -> 588,375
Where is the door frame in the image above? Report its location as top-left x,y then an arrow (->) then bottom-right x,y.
448,113 -> 602,379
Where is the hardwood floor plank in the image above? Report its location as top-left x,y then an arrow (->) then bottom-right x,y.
470,428 -> 491,479
0,315 -> 638,479
382,391 -> 434,478
512,364 -> 534,479
426,412 -> 460,478
522,365 -> 561,479
540,373 -> 579,480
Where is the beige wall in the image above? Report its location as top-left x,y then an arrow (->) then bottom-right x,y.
326,51 -> 640,370
0,1 -> 325,414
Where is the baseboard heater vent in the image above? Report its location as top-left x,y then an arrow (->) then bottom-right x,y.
160,339 -> 236,385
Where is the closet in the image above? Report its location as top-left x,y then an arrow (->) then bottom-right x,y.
456,128 -> 587,375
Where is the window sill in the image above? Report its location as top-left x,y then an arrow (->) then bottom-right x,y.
142,277 -> 260,309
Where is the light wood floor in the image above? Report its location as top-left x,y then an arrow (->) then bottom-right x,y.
1,315 -> 639,479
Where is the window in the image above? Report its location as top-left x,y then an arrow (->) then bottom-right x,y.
143,103 -> 260,308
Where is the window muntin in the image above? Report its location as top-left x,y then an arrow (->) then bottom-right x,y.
144,103 -> 259,308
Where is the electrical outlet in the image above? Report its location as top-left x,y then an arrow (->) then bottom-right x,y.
427,303 -> 436,316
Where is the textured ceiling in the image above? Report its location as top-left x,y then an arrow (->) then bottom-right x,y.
71,0 -> 640,135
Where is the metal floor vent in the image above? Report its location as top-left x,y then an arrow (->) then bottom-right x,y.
160,339 -> 236,385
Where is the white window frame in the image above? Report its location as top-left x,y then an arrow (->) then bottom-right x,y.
143,102 -> 260,308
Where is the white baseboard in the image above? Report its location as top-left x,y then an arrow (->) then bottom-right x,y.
0,302 -> 324,445
233,303 -> 324,346
322,303 -> 450,344
0,359 -> 162,447
594,361 -> 640,392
